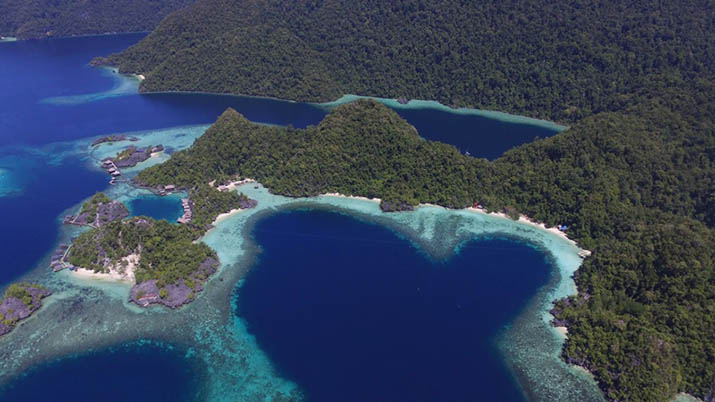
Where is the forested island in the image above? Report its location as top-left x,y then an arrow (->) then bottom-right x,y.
0,0 -> 190,40
66,188 -> 255,308
0,283 -> 51,337
137,99 -> 714,401
100,0 -> 710,124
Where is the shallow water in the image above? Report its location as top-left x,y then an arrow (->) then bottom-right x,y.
0,34 -> 601,401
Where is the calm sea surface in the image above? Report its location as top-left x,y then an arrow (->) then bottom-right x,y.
0,34 -> 558,401
239,210 -> 550,402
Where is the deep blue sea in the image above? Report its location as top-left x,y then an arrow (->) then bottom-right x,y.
0,34 -> 560,401
0,342 -> 201,402
238,210 -> 550,402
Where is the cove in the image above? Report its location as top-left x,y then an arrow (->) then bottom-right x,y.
128,193 -> 184,222
0,341 -> 202,401
237,209 -> 552,401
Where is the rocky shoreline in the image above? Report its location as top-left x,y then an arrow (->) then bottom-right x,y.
91,134 -> 138,147
0,284 -> 51,337
110,145 -> 164,168
63,193 -> 129,228
130,257 -> 219,308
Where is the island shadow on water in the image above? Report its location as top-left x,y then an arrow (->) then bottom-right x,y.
236,208 -> 552,402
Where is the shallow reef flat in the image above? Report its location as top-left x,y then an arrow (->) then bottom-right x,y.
0,155 -> 33,198
0,167 -> 19,198
41,67 -> 142,106
320,94 -> 568,131
0,125 -> 604,401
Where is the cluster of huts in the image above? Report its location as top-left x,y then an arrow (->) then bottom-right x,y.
158,184 -> 176,196
177,198 -> 193,224
102,159 -> 121,184
217,178 -> 253,192
49,244 -> 77,272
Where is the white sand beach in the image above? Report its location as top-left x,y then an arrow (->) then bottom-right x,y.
72,253 -> 138,284
465,206 -> 586,250
321,192 -> 382,204
212,208 -> 243,226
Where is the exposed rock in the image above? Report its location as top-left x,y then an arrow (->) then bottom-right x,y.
379,200 -> 415,212
162,281 -> 194,308
129,257 -> 220,309
0,284 -> 52,337
549,306 -> 570,328
130,280 -> 161,307
95,201 -> 129,226
397,97 -> 410,105
71,201 -> 128,227
91,134 -> 138,147
239,198 -> 258,209
112,145 -> 163,168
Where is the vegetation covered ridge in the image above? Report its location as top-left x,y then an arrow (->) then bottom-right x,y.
0,283 -> 51,337
0,0 -> 191,40
101,0 -> 712,124
137,99 -> 714,401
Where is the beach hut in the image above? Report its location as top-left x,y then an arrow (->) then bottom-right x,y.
165,185 -> 176,192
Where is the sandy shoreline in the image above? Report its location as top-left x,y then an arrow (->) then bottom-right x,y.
72,268 -> 134,283
212,208 -> 243,226
320,192 -> 588,253
463,206 -> 590,253
321,192 -> 382,204
70,253 -> 137,284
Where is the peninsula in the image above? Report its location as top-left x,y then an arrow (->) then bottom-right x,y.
0,283 -> 51,337
136,98 -> 714,401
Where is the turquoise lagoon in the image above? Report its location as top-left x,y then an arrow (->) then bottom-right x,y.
0,34 -> 602,401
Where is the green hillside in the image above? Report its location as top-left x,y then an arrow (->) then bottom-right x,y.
0,0 -> 191,40
104,0 -> 712,123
